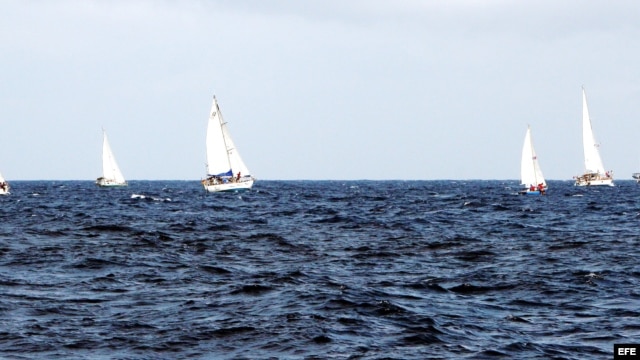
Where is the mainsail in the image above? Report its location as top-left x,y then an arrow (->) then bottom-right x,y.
206,97 -> 251,177
101,130 -> 126,185
520,126 -> 546,188
581,88 -> 606,174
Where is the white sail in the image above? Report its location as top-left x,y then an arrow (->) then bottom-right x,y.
206,98 -> 231,176
203,96 -> 254,192
221,120 -> 251,177
97,130 -> 126,186
206,97 -> 251,177
581,88 -> 606,174
575,87 -> 613,186
520,126 -> 546,189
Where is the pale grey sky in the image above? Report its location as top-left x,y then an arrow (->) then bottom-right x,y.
1,0 -> 640,180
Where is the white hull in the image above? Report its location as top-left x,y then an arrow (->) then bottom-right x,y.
96,177 -> 127,187
633,173 -> 640,183
0,189 -> 9,195
520,189 -> 543,196
203,178 -> 254,192
574,173 -> 614,186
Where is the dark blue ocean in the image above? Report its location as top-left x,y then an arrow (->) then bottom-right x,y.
1,180 -> 638,359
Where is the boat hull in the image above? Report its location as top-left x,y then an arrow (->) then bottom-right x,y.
203,179 -> 254,193
96,178 -> 127,187
0,189 -> 9,195
519,188 -> 545,195
574,173 -> 614,186
633,173 -> 640,183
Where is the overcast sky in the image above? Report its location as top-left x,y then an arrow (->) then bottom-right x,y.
2,0 -> 640,180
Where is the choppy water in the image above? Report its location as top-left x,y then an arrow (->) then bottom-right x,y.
0,180 -> 638,359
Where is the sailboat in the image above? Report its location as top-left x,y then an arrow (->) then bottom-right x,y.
574,87 -> 613,186
520,125 -> 547,195
96,129 -> 127,187
201,96 -> 255,192
0,171 -> 9,195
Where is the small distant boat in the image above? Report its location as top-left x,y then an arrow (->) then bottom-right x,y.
0,171 -> 9,195
633,172 -> 640,183
201,96 -> 255,192
96,129 -> 127,187
520,125 -> 547,195
574,87 -> 614,186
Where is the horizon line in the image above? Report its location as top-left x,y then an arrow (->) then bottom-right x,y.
3,178 -> 635,182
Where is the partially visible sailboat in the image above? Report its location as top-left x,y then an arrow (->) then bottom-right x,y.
96,129 -> 127,187
201,96 -> 255,192
0,171 -> 9,195
520,125 -> 547,195
574,87 -> 613,186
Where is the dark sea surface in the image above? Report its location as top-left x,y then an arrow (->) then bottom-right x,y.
0,180 -> 639,359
